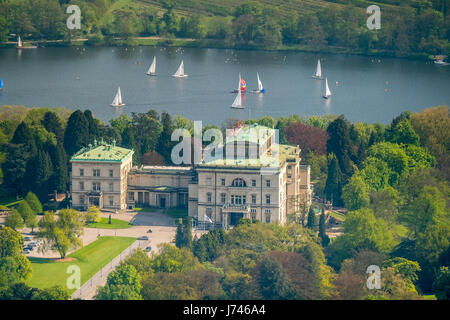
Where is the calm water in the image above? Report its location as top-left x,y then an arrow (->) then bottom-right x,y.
0,46 -> 449,125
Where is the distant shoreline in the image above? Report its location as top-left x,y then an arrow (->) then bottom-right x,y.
0,37 -> 434,62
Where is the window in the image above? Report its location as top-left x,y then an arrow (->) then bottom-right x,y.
221,193 -> 226,203
109,196 -> 114,206
206,207 -> 212,215
207,192 -> 212,202
265,194 -> 271,204
252,179 -> 256,187
109,169 -> 113,177
231,178 -> 246,187
265,214 -> 271,223
287,174 -> 292,179
79,182 -> 84,191
93,169 -> 100,177
206,177 -> 212,186
79,168 -> 84,176
93,182 -> 101,191
252,194 -> 256,204
266,180 -> 271,187
79,195 -> 85,205
109,182 -> 114,192
221,178 -> 225,186
128,192 -> 134,201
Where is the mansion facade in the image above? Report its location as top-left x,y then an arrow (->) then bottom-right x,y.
70,124 -> 312,227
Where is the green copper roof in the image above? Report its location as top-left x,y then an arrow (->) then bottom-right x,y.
70,142 -> 134,162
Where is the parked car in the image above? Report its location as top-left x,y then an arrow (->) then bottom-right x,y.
23,249 -> 31,254
145,246 -> 152,252
147,229 -> 153,233
138,236 -> 149,241
24,236 -> 32,241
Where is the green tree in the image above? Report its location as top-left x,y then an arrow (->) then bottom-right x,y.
306,207 -> 316,229
5,209 -> 24,230
64,110 -> 89,156
318,210 -> 329,247
254,256 -> 298,300
85,206 -> 101,223
342,175 -> 370,211
25,192 -> 43,214
432,266 -> 450,300
324,154 -> 343,206
96,264 -> 142,300
37,209 -> 84,258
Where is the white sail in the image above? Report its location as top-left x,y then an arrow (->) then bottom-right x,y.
314,60 -> 322,78
147,56 -> 156,75
173,60 -> 187,77
17,35 -> 22,48
232,74 -> 243,108
257,72 -> 264,92
111,87 -> 125,106
324,78 -> 331,97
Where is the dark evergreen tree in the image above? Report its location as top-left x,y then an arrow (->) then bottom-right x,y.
48,143 -> 68,192
2,144 -> 30,195
156,111 -> 175,163
27,149 -> 53,200
324,154 -> 343,206
122,126 -> 141,165
326,116 -> 355,179
42,111 -> 64,143
11,122 -> 36,154
64,110 -> 89,156
306,207 -> 316,230
84,110 -> 99,142
318,209 -> 330,247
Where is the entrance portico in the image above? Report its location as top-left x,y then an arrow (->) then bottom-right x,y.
221,203 -> 251,228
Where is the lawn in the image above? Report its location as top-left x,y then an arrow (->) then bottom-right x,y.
133,206 -> 157,212
86,217 -> 132,229
26,236 -> 135,292
329,211 -> 346,221
0,194 -> 23,207
165,208 -> 188,220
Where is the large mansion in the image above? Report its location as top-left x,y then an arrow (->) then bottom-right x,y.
70,124 -> 312,228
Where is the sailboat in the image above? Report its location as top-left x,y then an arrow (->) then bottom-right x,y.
251,72 -> 265,93
322,78 -> 331,99
231,73 -> 244,109
16,35 -> 37,49
172,60 -> 188,78
312,59 -> 323,79
110,87 -> 125,107
147,56 -> 156,75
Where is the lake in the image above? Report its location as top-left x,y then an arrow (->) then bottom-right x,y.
0,46 -> 449,125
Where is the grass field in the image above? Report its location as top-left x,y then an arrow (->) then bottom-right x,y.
87,217 -> 132,229
26,236 -> 136,292
133,206 -> 157,212
329,211 -> 346,221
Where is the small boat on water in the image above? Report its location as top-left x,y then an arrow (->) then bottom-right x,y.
110,87 -> 125,107
434,59 -> 449,66
250,72 -> 265,93
322,77 -> 332,99
147,56 -> 156,76
172,60 -> 188,78
16,35 -> 37,49
312,59 -> 323,80
231,73 -> 244,109
231,75 -> 247,93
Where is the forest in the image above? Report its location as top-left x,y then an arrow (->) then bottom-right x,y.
0,0 -> 449,58
0,104 -> 448,299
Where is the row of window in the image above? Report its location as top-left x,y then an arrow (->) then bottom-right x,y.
79,168 -> 114,177
79,195 -> 115,206
206,193 -> 271,204
78,181 -> 114,192
205,177 -> 273,188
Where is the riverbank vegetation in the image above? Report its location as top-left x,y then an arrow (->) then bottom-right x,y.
0,0 -> 449,59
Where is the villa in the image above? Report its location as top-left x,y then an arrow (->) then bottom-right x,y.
70,124 -> 312,228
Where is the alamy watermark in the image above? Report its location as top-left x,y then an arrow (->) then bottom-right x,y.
66,265 -> 81,290
66,5 -> 81,30
366,265 -> 381,290
366,5 -> 381,30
